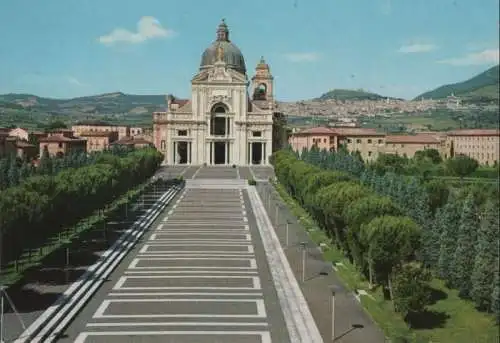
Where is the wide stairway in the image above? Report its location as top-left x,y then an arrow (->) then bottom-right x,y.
186,178 -> 248,189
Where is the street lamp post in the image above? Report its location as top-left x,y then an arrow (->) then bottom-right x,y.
285,220 -> 290,247
330,285 -> 341,342
300,241 -> 307,282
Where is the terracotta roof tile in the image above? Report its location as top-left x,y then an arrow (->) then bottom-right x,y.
39,136 -> 86,143
386,134 -> 441,144
447,129 -> 500,137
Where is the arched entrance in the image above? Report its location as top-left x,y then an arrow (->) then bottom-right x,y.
209,103 -> 231,165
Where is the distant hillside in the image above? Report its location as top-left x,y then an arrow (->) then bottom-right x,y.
415,65 -> 499,101
316,89 -> 395,101
0,92 -> 166,115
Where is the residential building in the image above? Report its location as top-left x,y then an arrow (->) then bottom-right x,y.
288,127 -> 336,152
288,126 -> 500,165
111,136 -> 154,149
77,131 -> 119,152
8,127 -> 29,141
384,134 -> 446,158
72,120 -> 130,140
446,129 -> 500,166
12,139 -> 38,160
153,19 -> 274,165
39,130 -> 87,157
335,128 -> 386,161
0,132 -> 17,157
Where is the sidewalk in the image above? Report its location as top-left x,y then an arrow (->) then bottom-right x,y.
257,182 -> 386,343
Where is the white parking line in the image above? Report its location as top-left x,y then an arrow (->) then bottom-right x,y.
86,322 -> 268,327
75,331 -> 271,343
112,275 -> 261,290
128,257 -> 258,270
93,299 -> 267,319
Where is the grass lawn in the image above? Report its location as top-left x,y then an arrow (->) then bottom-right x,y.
273,181 -> 498,343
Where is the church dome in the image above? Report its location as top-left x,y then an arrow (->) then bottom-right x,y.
200,19 -> 246,74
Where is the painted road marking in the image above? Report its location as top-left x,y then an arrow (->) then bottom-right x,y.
93,299 -> 267,319
74,331 -> 271,343
113,275 -> 262,290
86,322 -> 268,327
139,244 -> 254,254
128,257 -> 258,270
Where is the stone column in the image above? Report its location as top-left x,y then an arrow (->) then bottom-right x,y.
261,142 -> 265,165
173,141 -> 177,164
211,142 -> 215,165
249,142 -> 253,165
188,142 -> 192,164
225,141 -> 229,165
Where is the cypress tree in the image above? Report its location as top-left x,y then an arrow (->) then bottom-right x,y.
437,196 -> 462,284
452,192 -> 479,297
7,158 -> 20,187
491,261 -> 500,323
471,199 -> 500,310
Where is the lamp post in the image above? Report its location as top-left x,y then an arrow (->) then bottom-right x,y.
285,220 -> 291,247
330,285 -> 341,341
300,241 -> 307,282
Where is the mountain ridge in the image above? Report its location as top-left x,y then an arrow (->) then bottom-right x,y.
414,65 -> 499,101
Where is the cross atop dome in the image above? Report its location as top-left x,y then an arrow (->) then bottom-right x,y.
216,18 -> 229,41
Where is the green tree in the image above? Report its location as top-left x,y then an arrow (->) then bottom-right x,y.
7,158 -> 20,187
445,154 -> 479,179
44,120 -> 68,131
471,199 -> 500,310
491,261 -> 500,323
414,149 -> 442,164
437,197 -> 462,284
360,215 -> 421,292
392,262 -> 432,323
38,146 -> 53,175
452,192 -> 479,297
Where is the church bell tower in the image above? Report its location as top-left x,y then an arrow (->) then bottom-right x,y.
251,56 -> 273,102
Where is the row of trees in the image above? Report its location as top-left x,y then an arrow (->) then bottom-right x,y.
275,148 -> 500,322
0,145 -> 135,191
0,147 -> 163,267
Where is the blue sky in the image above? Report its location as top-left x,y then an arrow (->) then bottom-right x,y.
0,0 -> 498,101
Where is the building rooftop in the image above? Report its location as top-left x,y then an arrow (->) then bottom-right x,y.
78,130 -> 117,137
447,129 -> 500,137
39,135 -> 86,143
386,134 -> 441,144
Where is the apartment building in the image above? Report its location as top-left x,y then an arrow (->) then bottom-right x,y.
447,129 -> 499,166
72,120 -> 130,140
39,129 -> 87,157
78,131 -> 119,153
288,126 -> 500,165
385,134 -> 446,158
335,128 -> 386,161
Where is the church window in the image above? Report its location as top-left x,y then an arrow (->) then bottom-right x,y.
356,139 -> 361,143
178,130 -> 188,136
160,140 -> 166,150
252,131 -> 262,137
253,83 -> 267,100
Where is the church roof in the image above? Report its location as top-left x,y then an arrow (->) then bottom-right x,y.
200,19 -> 246,75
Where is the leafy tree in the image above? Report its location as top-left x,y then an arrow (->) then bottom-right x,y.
38,146 -> 53,175
344,195 -> 401,271
471,199 -> 500,310
445,154 -> 479,179
360,215 -> 421,291
437,196 -> 462,284
414,149 -> 442,164
491,261 -> 500,323
44,120 -> 68,131
392,262 -> 432,323
452,192 -> 479,297
423,179 -> 450,213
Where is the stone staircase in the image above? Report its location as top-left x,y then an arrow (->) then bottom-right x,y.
185,178 -> 248,189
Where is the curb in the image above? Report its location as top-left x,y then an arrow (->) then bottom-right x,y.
14,182 -> 184,343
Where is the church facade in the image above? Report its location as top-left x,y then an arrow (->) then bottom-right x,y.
153,19 -> 275,165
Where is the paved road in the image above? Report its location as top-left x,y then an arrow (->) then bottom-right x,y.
56,170 -> 294,343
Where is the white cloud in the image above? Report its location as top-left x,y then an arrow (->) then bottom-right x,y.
67,76 -> 86,87
284,52 -> 321,62
98,16 -> 175,45
437,48 -> 499,66
398,44 -> 436,53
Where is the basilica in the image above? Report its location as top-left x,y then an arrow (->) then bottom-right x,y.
153,19 -> 276,165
